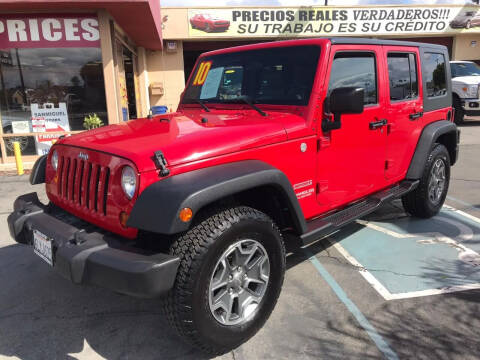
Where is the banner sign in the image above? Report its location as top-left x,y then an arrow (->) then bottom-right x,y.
188,6 -> 480,38
0,15 -> 100,48
31,102 -> 70,155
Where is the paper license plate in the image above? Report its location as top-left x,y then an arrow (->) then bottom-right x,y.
33,229 -> 53,266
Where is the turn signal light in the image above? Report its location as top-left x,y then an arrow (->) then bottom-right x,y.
119,211 -> 129,228
179,208 -> 193,222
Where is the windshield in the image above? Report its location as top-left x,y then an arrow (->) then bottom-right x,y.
451,62 -> 480,77
182,45 -> 321,107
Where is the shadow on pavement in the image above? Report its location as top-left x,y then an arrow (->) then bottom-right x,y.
0,243 -> 209,360
322,289 -> 480,360
460,119 -> 480,127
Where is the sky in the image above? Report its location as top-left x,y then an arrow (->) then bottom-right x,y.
162,0 -> 475,6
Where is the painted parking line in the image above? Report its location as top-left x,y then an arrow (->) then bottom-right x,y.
329,205 -> 480,300
305,250 -> 399,360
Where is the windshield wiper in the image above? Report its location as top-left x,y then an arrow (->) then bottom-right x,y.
234,96 -> 267,117
194,99 -> 210,112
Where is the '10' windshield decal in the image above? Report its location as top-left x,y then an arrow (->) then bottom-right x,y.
192,61 -> 212,86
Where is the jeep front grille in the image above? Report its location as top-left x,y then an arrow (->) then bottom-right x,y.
57,155 -> 110,215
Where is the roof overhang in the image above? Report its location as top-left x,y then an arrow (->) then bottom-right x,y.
0,0 -> 163,50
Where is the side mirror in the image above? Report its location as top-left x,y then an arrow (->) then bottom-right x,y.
322,87 -> 365,132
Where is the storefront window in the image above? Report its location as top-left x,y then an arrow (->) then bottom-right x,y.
0,47 -> 107,156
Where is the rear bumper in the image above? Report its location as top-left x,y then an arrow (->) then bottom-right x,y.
7,193 -> 179,298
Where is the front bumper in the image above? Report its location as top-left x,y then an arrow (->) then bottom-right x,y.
461,98 -> 480,115
7,193 -> 180,298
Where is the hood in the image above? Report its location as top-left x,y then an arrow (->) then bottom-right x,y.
452,75 -> 480,85
58,111 -> 301,172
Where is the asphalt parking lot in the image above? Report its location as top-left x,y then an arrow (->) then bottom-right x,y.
1,118 -> 480,360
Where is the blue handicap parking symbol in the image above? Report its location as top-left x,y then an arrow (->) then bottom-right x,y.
331,204 -> 480,300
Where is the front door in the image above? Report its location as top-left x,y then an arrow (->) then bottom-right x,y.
316,45 -> 388,211
383,47 -> 424,181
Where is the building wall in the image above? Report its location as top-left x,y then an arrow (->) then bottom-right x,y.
162,8 -> 189,40
146,41 -> 185,112
452,34 -> 480,61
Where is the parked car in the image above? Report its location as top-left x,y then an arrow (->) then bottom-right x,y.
450,60 -> 480,124
450,11 -> 480,29
9,38 -> 459,355
190,13 -> 230,32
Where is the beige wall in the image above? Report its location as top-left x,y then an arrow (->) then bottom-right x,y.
137,47 -> 151,117
98,10 -> 120,124
146,41 -> 186,112
162,8 -> 189,40
452,34 -> 480,61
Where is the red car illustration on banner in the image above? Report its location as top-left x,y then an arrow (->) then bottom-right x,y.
190,14 -> 230,32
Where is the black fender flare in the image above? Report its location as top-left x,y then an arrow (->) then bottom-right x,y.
406,120 -> 459,179
127,160 -> 307,235
30,154 -> 47,185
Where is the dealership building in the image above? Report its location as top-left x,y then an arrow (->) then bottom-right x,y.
0,1 -> 479,169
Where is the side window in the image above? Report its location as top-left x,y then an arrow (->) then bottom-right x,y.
422,52 -> 447,98
387,53 -> 418,101
328,52 -> 377,105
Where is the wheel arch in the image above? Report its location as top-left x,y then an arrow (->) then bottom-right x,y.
406,120 -> 459,179
127,160 -> 308,236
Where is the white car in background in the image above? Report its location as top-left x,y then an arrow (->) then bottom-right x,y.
450,60 -> 480,124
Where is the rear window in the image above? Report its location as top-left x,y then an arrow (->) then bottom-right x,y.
387,53 -> 418,101
422,52 -> 447,98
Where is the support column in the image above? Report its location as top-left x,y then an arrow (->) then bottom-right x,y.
98,10 -> 120,125
137,47 -> 151,117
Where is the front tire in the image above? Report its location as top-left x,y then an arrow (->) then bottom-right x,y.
402,144 -> 450,218
164,206 -> 285,355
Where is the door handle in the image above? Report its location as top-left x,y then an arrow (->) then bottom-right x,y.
369,119 -> 387,130
409,112 -> 423,120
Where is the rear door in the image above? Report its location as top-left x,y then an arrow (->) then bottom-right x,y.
382,46 -> 424,181
316,45 -> 388,211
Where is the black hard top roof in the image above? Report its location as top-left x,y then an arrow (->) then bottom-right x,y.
329,37 -> 447,50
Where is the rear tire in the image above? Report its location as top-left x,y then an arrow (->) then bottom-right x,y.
402,144 -> 450,218
163,206 -> 285,356
453,96 -> 465,125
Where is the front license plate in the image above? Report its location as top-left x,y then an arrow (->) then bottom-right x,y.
33,229 -> 53,266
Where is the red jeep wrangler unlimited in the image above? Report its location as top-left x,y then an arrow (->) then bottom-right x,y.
8,38 -> 459,354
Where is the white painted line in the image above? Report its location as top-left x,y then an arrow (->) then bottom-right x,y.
443,204 -> 480,225
333,241 -> 480,301
331,205 -> 480,301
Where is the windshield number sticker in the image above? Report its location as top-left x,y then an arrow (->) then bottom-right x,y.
193,61 -> 212,86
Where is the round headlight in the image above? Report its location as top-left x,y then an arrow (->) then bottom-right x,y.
51,149 -> 58,171
121,166 -> 137,199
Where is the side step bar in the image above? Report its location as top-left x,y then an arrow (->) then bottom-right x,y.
300,180 -> 419,245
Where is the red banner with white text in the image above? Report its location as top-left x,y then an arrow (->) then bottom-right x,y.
0,14 -> 100,48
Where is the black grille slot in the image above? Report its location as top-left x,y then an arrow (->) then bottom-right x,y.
103,167 -> 110,216
71,159 -> 77,201
64,158 -> 71,200
94,164 -> 101,212
78,160 -> 85,205
86,162 -> 93,209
